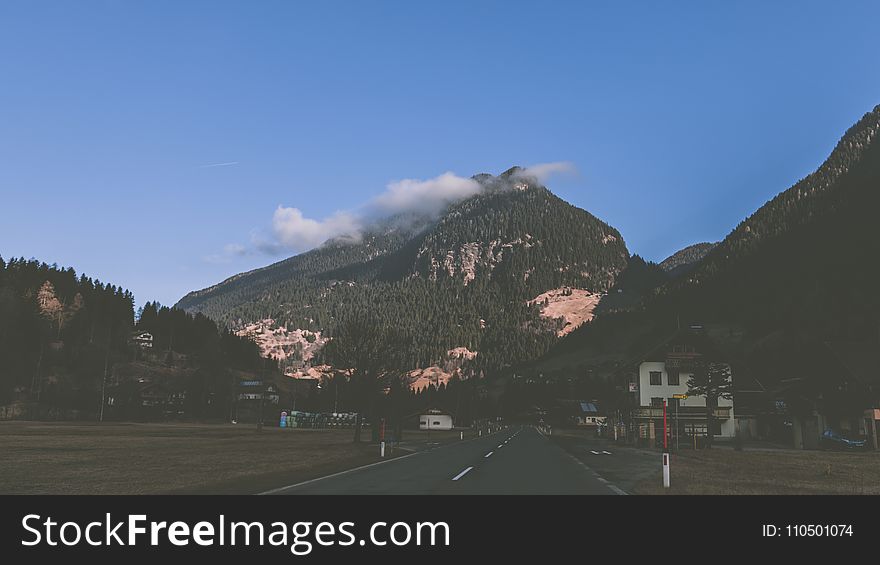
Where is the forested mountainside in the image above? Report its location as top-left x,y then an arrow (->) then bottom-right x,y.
659,242 -> 718,276
177,168 -> 630,371
530,104 -> 880,381
654,104 -> 880,328
0,258 -> 264,418
670,105 -> 880,289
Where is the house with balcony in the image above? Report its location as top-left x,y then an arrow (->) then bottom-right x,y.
745,334 -> 880,450
632,327 -> 735,444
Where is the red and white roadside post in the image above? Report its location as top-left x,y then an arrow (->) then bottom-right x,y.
662,399 -> 670,488
380,418 -> 386,458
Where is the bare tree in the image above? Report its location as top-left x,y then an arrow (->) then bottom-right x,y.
323,315 -> 409,442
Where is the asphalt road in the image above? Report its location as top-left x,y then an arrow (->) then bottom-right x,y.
263,426 -> 625,495
548,434 -> 660,493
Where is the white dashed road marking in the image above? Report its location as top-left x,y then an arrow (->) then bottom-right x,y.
485,451 -> 494,458
452,467 -> 474,481
563,453 -> 628,496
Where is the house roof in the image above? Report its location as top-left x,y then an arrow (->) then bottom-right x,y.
555,399 -> 601,415
826,341 -> 880,387
641,327 -> 724,363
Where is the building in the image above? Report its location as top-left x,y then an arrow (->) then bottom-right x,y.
741,332 -> 880,450
632,327 -> 735,444
767,340 -> 880,450
552,400 -> 606,428
131,332 -> 154,349
237,380 -> 280,404
419,411 -> 453,430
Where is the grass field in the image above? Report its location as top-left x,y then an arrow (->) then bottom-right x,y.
632,447 -> 880,494
0,421 -> 467,495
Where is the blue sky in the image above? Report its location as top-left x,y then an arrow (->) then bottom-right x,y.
2,1 -> 879,307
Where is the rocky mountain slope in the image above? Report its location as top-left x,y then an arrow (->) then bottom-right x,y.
531,103 -> 880,376
177,168 -> 630,372
659,242 -> 718,277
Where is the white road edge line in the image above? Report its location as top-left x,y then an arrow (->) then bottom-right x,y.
258,449 -> 423,495
452,466 -> 474,481
259,430 -> 493,495
562,452 -> 629,496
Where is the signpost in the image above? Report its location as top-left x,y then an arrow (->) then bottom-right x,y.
672,394 -> 687,452
662,399 -> 670,488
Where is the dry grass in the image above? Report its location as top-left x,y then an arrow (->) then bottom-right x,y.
633,448 -> 880,494
0,421 -> 467,495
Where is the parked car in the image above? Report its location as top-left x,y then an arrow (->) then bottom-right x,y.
819,428 -> 867,451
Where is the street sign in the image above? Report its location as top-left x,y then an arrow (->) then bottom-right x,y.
672,394 -> 688,399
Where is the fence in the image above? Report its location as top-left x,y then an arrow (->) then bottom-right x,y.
0,403 -> 91,421
279,411 -> 363,429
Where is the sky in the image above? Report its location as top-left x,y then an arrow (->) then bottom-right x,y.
2,1 -> 879,308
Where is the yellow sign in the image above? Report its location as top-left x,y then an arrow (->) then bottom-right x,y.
672,394 -> 688,399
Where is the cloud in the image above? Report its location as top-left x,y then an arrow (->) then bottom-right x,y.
267,172 -> 480,253
271,207 -> 362,253
197,161 -> 239,168
367,172 -> 482,218
201,242 -> 255,263
223,243 -> 248,256
209,163 -> 575,260
514,161 -> 577,182
251,237 -> 285,256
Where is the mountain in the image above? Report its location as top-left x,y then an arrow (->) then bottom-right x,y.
0,257 -> 265,420
656,104 -> 880,326
593,255 -> 669,315
659,242 -> 717,277
529,103 -> 880,376
177,168 -> 630,372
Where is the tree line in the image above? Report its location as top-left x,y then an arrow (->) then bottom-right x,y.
0,257 -> 267,420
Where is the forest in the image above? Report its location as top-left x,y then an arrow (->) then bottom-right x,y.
176,170 -> 630,373
0,257 -> 266,420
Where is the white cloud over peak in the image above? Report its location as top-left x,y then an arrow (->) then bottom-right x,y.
206,162 -> 577,261
515,161 -> 577,182
271,207 -> 362,253
267,171 -> 480,254
368,172 -> 482,218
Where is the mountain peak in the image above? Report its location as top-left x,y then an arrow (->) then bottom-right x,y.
500,166 -> 525,178
659,242 -> 718,274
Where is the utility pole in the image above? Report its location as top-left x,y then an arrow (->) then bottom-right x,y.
99,325 -> 112,423
257,358 -> 266,431
672,393 -> 687,452
662,399 -> 670,488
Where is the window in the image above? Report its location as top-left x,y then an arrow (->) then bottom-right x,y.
433,421 -> 441,426
711,421 -> 722,436
667,369 -> 680,386
649,371 -> 662,385
667,398 -> 680,410
651,397 -> 664,407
